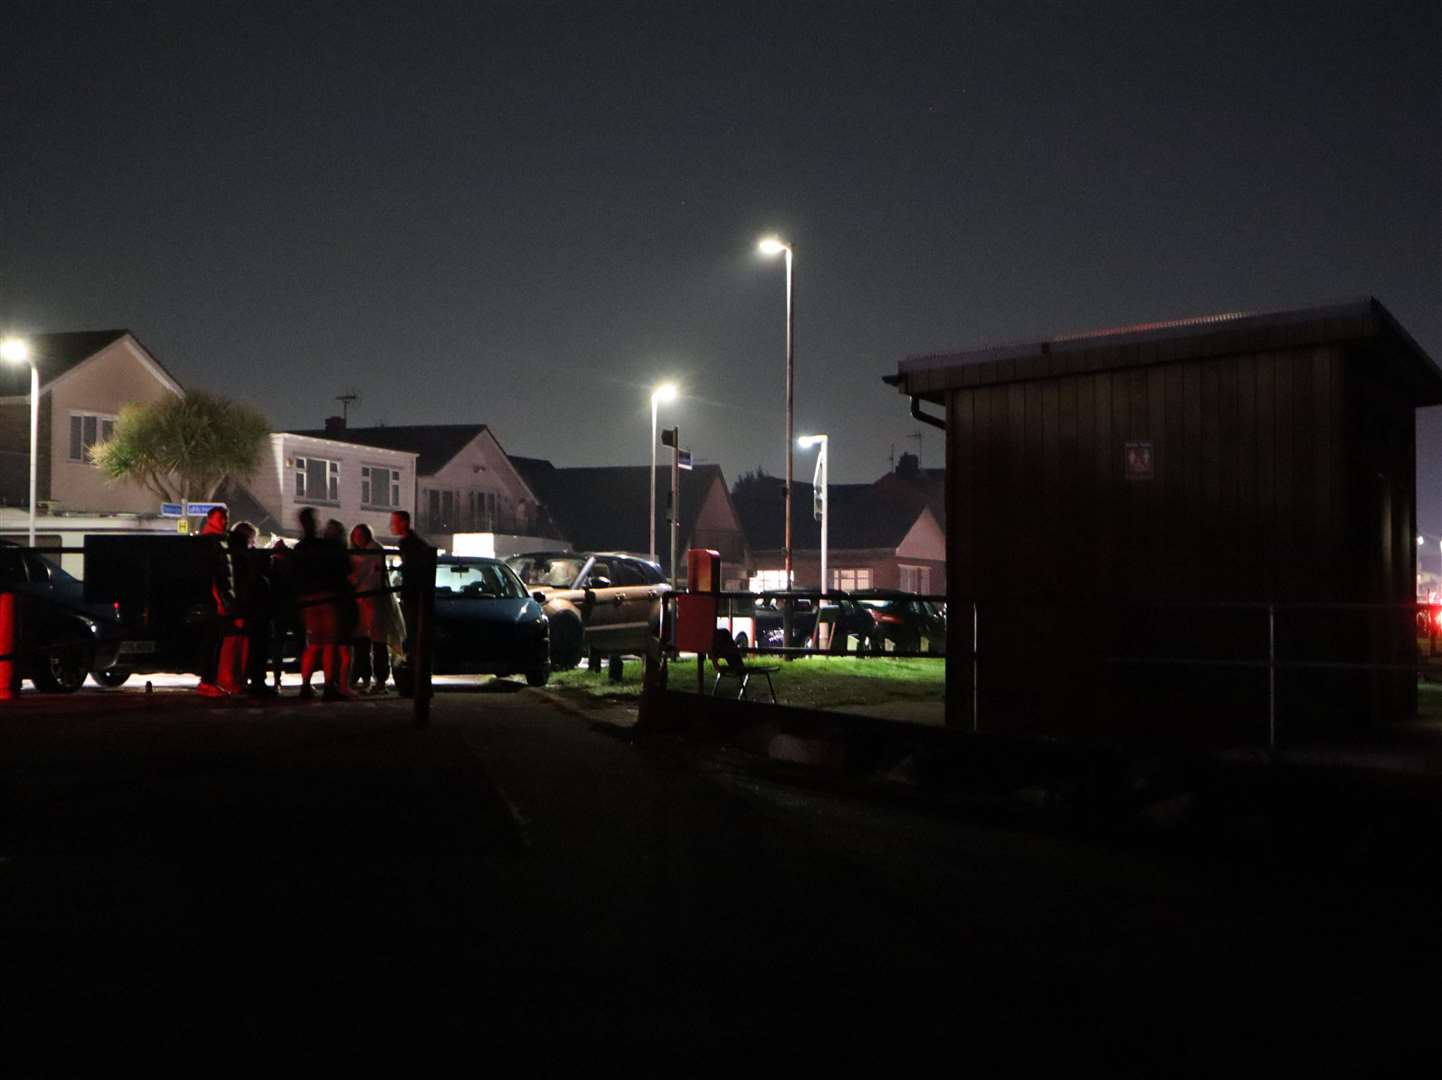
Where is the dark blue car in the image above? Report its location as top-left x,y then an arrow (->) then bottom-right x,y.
394,556 -> 550,691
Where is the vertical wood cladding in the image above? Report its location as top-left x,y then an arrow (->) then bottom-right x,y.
941,340 -> 1422,737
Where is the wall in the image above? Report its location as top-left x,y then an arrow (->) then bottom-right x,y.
48,338 -> 179,513
271,434 -> 417,541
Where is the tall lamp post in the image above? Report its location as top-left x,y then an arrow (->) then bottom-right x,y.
0,338 -> 37,548
649,382 -> 678,565
758,235 -> 794,587
798,434 -> 829,596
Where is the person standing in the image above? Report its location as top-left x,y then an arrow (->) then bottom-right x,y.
389,510 -> 431,698
196,506 -> 235,698
294,509 -> 357,700
349,523 -> 399,694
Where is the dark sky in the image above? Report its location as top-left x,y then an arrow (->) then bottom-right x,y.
2,1 -> 1438,513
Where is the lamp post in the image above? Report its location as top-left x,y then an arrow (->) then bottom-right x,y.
758,235 -> 794,588
798,434 -> 828,596
649,382 -> 678,564
0,338 -> 37,548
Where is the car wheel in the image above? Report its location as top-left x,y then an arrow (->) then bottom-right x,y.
91,668 -> 131,689
33,647 -> 91,693
734,632 -> 749,651
525,665 -> 550,688
550,613 -> 583,670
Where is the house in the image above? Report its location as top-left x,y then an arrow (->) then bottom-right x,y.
510,459 -> 752,587
887,296 -> 1442,737
220,432 -> 418,543
732,474 -> 946,594
288,421 -> 558,554
0,330 -> 183,516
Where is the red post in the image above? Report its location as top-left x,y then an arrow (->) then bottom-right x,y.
0,592 -> 16,700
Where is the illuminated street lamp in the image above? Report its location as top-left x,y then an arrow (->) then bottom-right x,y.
650,382 -> 678,564
798,434 -> 828,597
0,338 -> 37,547
757,234 -> 794,587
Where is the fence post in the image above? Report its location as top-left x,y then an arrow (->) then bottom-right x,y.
971,600 -> 979,734
1267,602 -> 1277,751
412,545 -> 437,728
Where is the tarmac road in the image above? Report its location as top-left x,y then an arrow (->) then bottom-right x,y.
1,682 -> 1440,1072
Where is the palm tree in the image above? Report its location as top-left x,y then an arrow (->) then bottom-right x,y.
90,391 -> 271,513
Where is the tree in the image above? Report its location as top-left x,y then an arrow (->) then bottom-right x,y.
731,466 -> 776,503
90,391 -> 271,507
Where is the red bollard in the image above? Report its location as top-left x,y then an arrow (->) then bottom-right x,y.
0,591 -> 16,700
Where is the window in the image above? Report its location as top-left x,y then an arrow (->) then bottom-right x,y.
69,412 -> 116,463
898,565 -> 931,593
749,569 -> 791,592
361,465 -> 401,508
294,456 -> 339,502
831,568 -> 873,592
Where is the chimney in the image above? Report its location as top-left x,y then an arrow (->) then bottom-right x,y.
324,415 -> 346,435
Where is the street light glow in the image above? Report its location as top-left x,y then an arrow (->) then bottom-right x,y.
0,337 -> 30,364
798,434 -> 826,448
757,236 -> 789,256
652,382 -> 678,404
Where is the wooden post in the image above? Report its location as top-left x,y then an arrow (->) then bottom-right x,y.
413,545 -> 437,728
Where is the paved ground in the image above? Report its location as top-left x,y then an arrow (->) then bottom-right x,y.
2,680 -> 1441,1072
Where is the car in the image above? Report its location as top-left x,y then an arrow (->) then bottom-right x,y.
718,591 -> 874,654
393,555 -> 550,691
506,551 -> 671,673
852,590 -> 947,654
0,540 -> 125,692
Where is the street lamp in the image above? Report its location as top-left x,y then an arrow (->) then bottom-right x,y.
0,338 -> 37,548
649,382 -> 678,564
798,434 -> 828,597
757,234 -> 794,587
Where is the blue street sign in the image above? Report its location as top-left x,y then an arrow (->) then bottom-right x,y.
678,449 -> 693,471
185,502 -> 227,517
160,503 -> 183,517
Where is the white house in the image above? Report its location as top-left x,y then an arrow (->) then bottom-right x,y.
225,432 -> 418,542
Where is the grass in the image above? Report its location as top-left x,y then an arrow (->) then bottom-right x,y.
546,654 -> 946,710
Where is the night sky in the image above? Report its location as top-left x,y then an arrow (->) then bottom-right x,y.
2,2 -> 1438,517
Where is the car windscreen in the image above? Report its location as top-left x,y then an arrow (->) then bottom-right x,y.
509,556 -> 586,589
438,561 -> 529,599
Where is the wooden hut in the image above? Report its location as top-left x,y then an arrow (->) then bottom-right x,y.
887,298 -> 1442,742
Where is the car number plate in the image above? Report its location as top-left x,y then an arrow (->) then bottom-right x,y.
118,640 -> 158,655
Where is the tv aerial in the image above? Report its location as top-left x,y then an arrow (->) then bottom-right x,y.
335,389 -> 362,424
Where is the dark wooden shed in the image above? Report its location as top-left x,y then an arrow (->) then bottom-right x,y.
888,298 -> 1442,742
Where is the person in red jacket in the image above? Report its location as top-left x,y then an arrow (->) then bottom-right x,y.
196,506 -> 236,697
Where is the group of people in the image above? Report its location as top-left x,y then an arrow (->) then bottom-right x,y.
195,505 -> 429,700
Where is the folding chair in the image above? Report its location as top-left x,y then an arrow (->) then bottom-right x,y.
710,628 -> 779,703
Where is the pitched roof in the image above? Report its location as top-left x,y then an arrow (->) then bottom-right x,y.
0,330 -> 130,396
286,424 -> 489,475
516,462 -> 737,555
733,474 -> 935,553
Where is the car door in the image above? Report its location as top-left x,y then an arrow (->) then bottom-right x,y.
576,557 -> 628,653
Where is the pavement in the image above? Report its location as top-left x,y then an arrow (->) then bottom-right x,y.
3,676 -> 1442,1072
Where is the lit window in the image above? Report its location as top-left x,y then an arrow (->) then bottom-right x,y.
749,569 -> 791,592
831,568 -> 873,592
295,456 -> 339,502
69,412 -> 116,463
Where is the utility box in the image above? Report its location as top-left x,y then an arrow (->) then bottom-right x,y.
676,548 -> 721,652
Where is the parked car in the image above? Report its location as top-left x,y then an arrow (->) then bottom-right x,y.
394,556 -> 549,691
718,591 -> 874,654
506,551 -> 670,672
853,590 -> 947,654
0,540 -> 125,691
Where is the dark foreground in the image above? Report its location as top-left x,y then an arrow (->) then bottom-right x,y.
1,685 -> 1439,1073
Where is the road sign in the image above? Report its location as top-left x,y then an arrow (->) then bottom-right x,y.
185,502 -> 227,517
678,449 -> 692,471
176,519 -> 190,534
160,502 -> 183,517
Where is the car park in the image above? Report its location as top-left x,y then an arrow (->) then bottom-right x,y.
0,540 -> 125,691
506,551 -> 670,672
718,591 -> 874,654
394,556 -> 549,691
